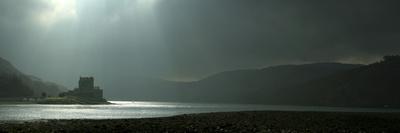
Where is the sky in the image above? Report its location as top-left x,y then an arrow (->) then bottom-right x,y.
1,0 -> 400,89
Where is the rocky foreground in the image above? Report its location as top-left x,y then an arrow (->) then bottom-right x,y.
1,111 -> 400,133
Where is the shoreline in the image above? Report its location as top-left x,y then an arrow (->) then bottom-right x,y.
1,111 -> 400,132
2,100 -> 400,109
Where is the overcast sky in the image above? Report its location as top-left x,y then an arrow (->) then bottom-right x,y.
1,0 -> 400,88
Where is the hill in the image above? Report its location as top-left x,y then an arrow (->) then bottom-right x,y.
0,57 -> 66,99
106,63 -> 362,104
179,63 -> 363,103
276,55 -> 400,107
105,55 -> 400,108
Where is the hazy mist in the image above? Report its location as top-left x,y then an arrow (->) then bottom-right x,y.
1,0 -> 400,91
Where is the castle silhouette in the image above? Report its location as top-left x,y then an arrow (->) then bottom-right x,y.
59,77 -> 103,100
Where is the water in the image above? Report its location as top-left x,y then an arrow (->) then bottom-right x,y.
0,101 -> 399,121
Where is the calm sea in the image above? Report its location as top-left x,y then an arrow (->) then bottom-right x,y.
0,101 -> 399,121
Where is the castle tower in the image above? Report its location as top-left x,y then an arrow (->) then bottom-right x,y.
79,77 -> 94,89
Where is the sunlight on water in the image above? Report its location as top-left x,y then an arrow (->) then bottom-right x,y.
1,101 -> 400,121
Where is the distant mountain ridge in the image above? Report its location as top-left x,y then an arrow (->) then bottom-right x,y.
277,55 -> 400,107
180,63 -> 364,103
106,62 -> 364,105
0,57 -> 66,98
93,55 -> 400,108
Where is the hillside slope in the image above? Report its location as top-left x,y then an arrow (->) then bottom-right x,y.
0,57 -> 66,98
105,56 -> 400,108
278,56 -> 400,107
180,63 -> 363,103
106,63 -> 362,104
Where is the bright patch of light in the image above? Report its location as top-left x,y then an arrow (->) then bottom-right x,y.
37,0 -> 77,27
137,0 -> 157,8
134,0 -> 158,12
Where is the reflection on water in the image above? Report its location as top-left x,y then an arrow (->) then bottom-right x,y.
0,101 -> 399,121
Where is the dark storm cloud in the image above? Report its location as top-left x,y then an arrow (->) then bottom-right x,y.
155,0 -> 400,77
0,0 -> 400,87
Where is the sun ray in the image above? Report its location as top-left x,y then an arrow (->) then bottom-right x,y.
37,0 -> 77,27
